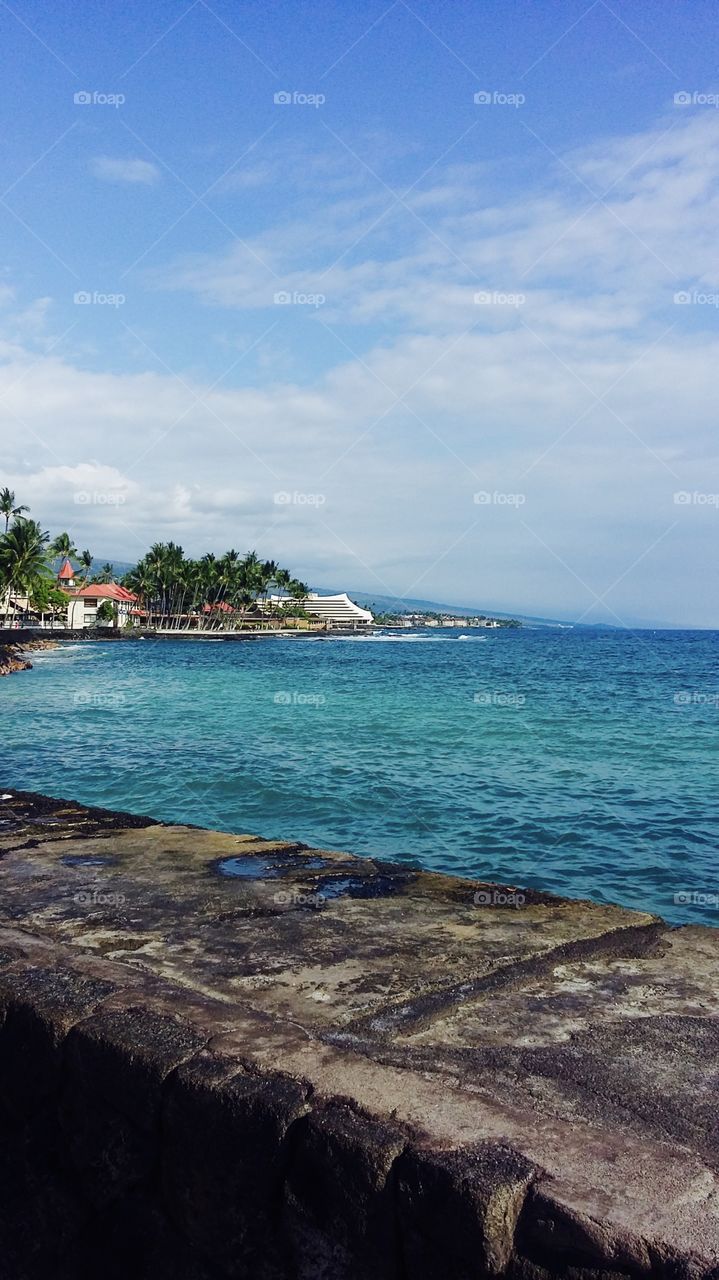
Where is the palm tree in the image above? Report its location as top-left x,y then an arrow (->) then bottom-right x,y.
79,549 -> 93,582
50,531 -> 78,561
121,544 -> 308,635
0,517 -> 52,622
93,562 -> 115,584
0,488 -> 29,533
272,568 -> 292,610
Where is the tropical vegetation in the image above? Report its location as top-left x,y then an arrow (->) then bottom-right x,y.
0,486 -> 310,631
0,487 -> 29,533
122,543 -> 309,630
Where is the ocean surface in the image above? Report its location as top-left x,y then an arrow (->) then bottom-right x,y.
5,628 -> 718,925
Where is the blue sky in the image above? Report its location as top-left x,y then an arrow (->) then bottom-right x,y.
1,0 -> 718,625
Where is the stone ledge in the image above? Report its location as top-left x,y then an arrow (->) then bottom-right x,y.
0,787 -> 717,1279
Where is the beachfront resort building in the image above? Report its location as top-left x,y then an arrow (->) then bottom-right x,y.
271,592 -> 374,630
51,560 -> 138,629
65,583 -> 138,629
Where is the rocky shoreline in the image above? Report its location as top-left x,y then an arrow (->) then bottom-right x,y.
0,637 -> 59,677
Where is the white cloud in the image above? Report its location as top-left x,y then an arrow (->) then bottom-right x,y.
90,156 -> 161,185
2,110 -> 719,624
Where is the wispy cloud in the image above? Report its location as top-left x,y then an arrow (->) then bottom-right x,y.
90,156 -> 161,186
2,110 -> 719,624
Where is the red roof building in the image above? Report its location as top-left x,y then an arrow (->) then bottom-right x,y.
57,558 -> 76,582
64,581 -> 139,630
202,600 -> 234,613
66,584 -> 138,602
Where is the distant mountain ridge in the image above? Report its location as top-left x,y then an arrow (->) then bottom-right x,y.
320,587 -> 579,628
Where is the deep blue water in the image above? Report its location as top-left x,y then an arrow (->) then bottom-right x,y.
5,628 -> 718,925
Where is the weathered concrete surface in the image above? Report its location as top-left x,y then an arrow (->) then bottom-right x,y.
0,787 -> 717,1279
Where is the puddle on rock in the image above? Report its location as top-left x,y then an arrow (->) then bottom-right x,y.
314,873 -> 413,900
214,853 -> 338,880
215,856 -> 284,879
61,854 -> 118,868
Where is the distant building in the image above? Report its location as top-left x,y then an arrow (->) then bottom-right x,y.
65,583 -> 138,629
57,558 -> 77,589
270,592 -> 373,630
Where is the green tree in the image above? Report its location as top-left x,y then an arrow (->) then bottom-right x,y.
31,579 -> 70,627
50,531 -> 78,561
121,544 -> 304,634
0,488 -> 29,533
0,517 -> 52,621
79,549 -> 93,581
96,599 -> 118,626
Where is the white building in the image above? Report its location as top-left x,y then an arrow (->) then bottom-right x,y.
65,583 -> 139,629
271,592 -> 373,630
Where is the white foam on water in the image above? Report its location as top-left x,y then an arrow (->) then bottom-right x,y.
30,644 -> 105,663
330,632 -> 489,643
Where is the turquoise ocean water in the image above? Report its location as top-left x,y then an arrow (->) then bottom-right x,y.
5,628 -> 718,925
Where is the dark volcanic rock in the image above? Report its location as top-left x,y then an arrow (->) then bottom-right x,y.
396,1141 -> 538,1279
0,787 -> 717,1278
283,1099 -> 408,1279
